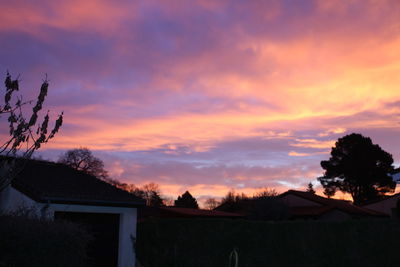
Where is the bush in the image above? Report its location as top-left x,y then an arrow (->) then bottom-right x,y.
137,218 -> 400,267
0,214 -> 90,267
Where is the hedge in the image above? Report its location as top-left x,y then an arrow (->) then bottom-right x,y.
0,214 -> 90,267
137,218 -> 400,267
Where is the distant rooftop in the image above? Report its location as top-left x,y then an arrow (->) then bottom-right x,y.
280,190 -> 386,217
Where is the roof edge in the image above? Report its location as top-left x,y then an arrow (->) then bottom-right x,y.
12,183 -> 145,208
40,196 -> 145,208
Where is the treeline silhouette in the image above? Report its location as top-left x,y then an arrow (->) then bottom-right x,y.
57,148 -> 286,209
59,131 -> 400,209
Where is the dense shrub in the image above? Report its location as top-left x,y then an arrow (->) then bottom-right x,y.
137,218 -> 400,267
0,214 -> 90,267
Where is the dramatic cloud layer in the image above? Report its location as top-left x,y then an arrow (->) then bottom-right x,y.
1,0 -> 400,203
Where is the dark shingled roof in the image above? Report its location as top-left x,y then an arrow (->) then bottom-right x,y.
289,206 -> 334,216
8,158 -> 145,207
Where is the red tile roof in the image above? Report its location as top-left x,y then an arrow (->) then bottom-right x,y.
280,190 -> 386,217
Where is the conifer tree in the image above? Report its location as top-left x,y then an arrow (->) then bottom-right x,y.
174,191 -> 199,209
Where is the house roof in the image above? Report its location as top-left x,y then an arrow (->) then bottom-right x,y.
289,206 -> 334,217
279,190 -> 386,217
7,158 -> 145,207
361,192 -> 400,206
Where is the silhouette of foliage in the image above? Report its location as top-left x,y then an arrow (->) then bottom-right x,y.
0,72 -> 63,191
306,182 -> 315,194
0,213 -> 90,267
106,179 -> 137,192
141,183 -> 164,207
147,191 -> 164,207
253,187 -> 278,198
204,197 -> 219,210
216,189 -> 288,220
318,133 -> 396,205
323,187 -> 335,198
174,191 -> 199,209
162,196 -> 175,206
58,147 -> 108,180
217,190 -> 248,212
114,182 -> 165,207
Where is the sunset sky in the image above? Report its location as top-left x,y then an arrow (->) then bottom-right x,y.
1,0 -> 400,204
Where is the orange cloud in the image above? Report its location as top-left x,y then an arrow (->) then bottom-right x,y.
290,139 -> 335,149
318,128 -> 346,137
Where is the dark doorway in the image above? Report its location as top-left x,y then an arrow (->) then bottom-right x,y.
55,211 -> 120,267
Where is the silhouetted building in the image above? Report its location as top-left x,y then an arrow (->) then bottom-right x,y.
279,190 -> 387,220
361,192 -> 400,218
0,158 -> 145,267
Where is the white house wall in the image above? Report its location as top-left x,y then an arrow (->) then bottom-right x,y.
0,187 -> 138,267
0,185 -> 45,217
48,203 -> 138,267
118,211 -> 137,267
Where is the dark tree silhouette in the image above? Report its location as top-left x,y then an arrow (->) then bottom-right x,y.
147,191 -> 164,207
204,197 -> 219,210
253,187 -> 278,198
306,182 -> 315,194
58,147 -> 108,180
216,190 -> 248,212
174,191 -> 199,209
114,182 -> 165,207
323,187 -> 335,198
142,183 -> 165,207
318,133 -> 396,205
0,72 -> 63,191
